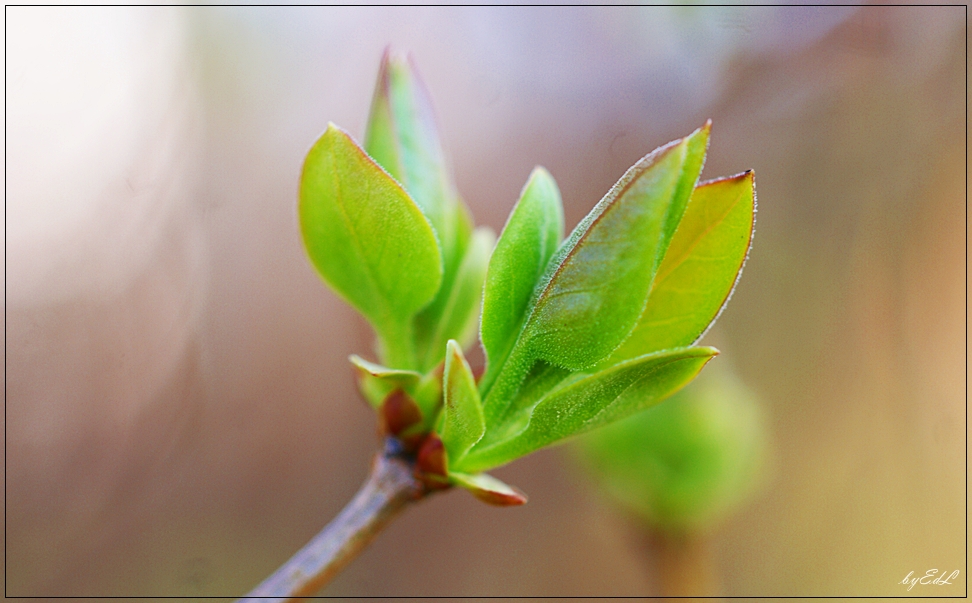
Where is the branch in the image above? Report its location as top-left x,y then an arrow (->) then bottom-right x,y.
647,530 -> 721,600
239,439 -> 424,601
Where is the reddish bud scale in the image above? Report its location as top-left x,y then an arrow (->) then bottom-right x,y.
415,433 -> 451,491
379,390 -> 427,452
380,390 -> 422,436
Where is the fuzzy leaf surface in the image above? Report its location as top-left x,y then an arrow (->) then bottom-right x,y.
482,124 -> 709,426
300,124 -> 442,368
605,171 -> 755,364
480,167 -> 564,386
458,346 -> 718,474
524,124 -> 709,370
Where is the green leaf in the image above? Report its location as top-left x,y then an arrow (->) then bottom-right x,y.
417,227 -> 495,369
524,124 -> 710,370
481,124 -> 710,427
365,49 -> 477,371
603,171 -> 755,365
440,341 -> 486,465
349,355 -> 422,408
300,124 -> 442,369
365,49 -> 462,266
480,167 -> 564,387
450,471 -> 528,506
457,346 -> 718,474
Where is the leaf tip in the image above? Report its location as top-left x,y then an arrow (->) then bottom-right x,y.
470,485 -> 528,507
529,165 -> 552,180
452,472 -> 528,507
689,119 -> 713,148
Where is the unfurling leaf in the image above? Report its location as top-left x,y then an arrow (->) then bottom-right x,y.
450,472 -> 528,506
300,124 -> 441,369
440,341 -> 485,465
457,347 -> 718,474
365,50 -> 478,372
365,49 -> 462,267
481,124 -> 710,429
603,171 -> 755,365
480,167 -> 564,388
523,123 -> 710,370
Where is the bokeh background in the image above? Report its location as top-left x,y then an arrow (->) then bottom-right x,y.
5,5 -> 966,597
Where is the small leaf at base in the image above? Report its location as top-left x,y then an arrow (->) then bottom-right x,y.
440,341 -> 486,465
350,355 -> 422,408
450,472 -> 528,506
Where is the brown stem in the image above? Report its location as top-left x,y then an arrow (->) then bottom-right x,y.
239,439 -> 424,602
648,530 -> 721,601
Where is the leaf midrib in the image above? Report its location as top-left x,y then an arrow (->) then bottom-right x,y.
328,142 -> 396,325
652,183 -> 745,286
463,351 -> 698,471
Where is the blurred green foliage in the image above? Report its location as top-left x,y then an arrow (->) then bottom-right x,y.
576,364 -> 769,533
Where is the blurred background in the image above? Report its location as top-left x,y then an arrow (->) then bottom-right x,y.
5,5 -> 966,597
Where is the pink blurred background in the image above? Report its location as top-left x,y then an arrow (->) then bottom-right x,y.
5,6 -> 966,597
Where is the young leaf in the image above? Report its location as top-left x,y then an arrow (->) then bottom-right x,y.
440,341 -> 486,465
482,124 -> 710,426
365,49 -> 462,265
349,355 -> 422,408
365,49 -> 477,371
450,472 -> 528,506
480,167 -> 564,386
523,123 -> 710,371
458,346 -> 718,474
603,171 -> 755,365
300,124 -> 442,369
418,227 -> 495,369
